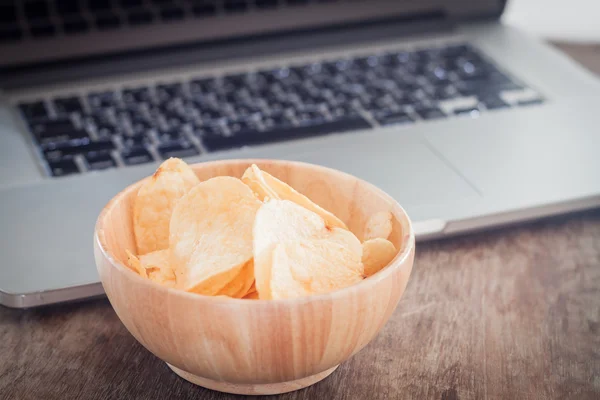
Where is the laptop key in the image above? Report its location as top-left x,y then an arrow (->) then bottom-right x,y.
19,101 -> 48,119
256,0 -> 278,8
456,79 -> 523,96
89,0 -> 112,10
24,1 -> 50,19
481,96 -> 510,110
160,6 -> 185,21
442,44 -> 473,58
157,128 -> 186,142
192,123 -> 225,138
518,98 -> 544,107
296,110 -> 327,126
121,146 -> 154,165
156,141 -> 199,159
87,110 -> 115,126
30,23 -> 56,38
121,134 -> 150,147
163,113 -> 186,129
454,107 -> 481,117
202,116 -> 371,152
121,0 -> 144,7
63,18 -> 90,34
85,151 -> 117,171
430,85 -> 459,101
374,110 -> 414,126
43,138 -> 115,158
329,103 -> 358,119
96,13 -> 121,30
30,118 -> 89,143
0,3 -> 17,24
0,24 -> 22,42
202,127 -> 263,151
56,0 -> 81,16
415,107 -> 446,120
53,97 -> 83,114
88,91 -> 117,108
36,129 -> 89,145
47,158 -> 80,177
122,87 -> 152,104
130,119 -> 152,136
156,83 -> 184,102
192,4 -> 217,17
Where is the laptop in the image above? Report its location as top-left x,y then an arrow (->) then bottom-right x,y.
1,0 -> 599,308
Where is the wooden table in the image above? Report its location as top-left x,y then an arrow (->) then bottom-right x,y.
2,44 -> 600,400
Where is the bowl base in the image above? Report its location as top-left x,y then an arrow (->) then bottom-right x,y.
167,363 -> 339,395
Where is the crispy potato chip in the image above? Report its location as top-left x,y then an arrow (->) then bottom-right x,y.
254,244 -> 276,300
243,290 -> 259,300
185,266 -> 244,296
254,245 -> 274,299
286,236 -> 363,293
134,158 -> 199,255
253,200 -> 329,299
269,244 -> 312,299
242,164 -> 347,229
216,260 -> 255,298
254,200 -> 328,257
270,234 -> 364,299
125,250 -> 147,278
170,176 -> 262,294
363,211 -> 393,241
253,199 -> 363,299
140,249 -> 176,287
244,285 -> 257,299
362,238 -> 397,277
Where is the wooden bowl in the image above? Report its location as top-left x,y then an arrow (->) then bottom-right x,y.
94,159 -> 415,396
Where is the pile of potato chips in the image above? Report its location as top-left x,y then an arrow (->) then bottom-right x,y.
125,158 -> 399,300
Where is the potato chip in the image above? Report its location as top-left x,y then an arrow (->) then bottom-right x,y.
140,249 -> 176,287
242,164 -> 347,229
216,259 -> 255,298
286,235 -> 364,293
170,176 -> 262,294
125,250 -> 147,278
363,211 -> 393,241
253,200 -> 327,257
134,158 -> 199,255
254,244 -> 275,300
253,199 -> 363,299
243,290 -> 259,300
268,244 -> 312,299
362,238 -> 397,277
270,234 -> 364,299
253,200 -> 329,299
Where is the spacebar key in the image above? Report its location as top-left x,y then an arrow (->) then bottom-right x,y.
43,138 -> 115,157
271,117 -> 372,141
203,116 -> 372,151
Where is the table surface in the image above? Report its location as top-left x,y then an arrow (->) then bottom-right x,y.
2,43 -> 600,400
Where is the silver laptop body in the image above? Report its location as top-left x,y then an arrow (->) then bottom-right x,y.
1,0 -> 599,308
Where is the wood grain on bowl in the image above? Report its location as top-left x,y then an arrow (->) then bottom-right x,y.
94,159 -> 415,395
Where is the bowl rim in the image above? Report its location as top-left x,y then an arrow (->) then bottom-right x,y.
95,158 -> 415,305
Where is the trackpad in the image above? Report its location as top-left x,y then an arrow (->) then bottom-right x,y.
423,100 -> 600,205
278,131 -> 480,218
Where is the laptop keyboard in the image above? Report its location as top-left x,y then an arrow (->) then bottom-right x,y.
17,42 -> 544,177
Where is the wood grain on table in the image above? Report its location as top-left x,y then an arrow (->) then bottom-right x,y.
1,43 -> 600,400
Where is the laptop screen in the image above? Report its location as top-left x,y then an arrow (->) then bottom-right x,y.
0,0 -> 503,68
